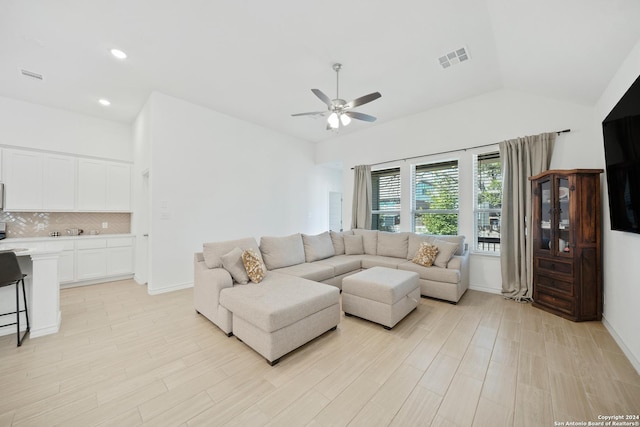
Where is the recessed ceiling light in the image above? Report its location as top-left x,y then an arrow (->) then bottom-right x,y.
98,99 -> 111,106
110,48 -> 127,59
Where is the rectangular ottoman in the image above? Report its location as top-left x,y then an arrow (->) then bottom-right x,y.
219,272 -> 340,365
342,266 -> 420,329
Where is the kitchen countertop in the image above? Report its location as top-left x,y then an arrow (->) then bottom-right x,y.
0,233 -> 135,244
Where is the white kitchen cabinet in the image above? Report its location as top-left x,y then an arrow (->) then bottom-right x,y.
43,154 -> 76,210
2,150 -> 44,210
77,159 -> 131,212
58,250 -> 76,283
76,238 -> 108,280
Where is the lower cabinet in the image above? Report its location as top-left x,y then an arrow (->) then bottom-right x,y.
59,236 -> 134,285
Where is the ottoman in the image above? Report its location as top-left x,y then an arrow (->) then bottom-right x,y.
342,266 -> 420,329
219,272 -> 340,365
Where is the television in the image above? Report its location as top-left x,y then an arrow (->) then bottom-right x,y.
602,74 -> 640,234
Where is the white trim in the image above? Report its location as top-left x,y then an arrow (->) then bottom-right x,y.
29,311 -> 61,338
147,282 -> 193,295
469,284 -> 502,295
602,315 -> 640,375
0,143 -> 133,164
60,274 -> 134,289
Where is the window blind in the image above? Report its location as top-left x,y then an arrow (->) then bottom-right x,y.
372,168 -> 401,212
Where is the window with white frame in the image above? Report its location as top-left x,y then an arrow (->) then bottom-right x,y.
371,168 -> 401,231
474,152 -> 502,252
412,160 -> 459,235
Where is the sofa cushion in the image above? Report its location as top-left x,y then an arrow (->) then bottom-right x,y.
344,234 -> 364,255
221,247 -> 250,284
203,237 -> 262,269
260,233 -> 305,270
272,263 -> 335,282
360,255 -> 406,269
377,231 -> 409,258
314,255 -> 362,276
407,234 -> 466,259
242,249 -> 265,283
398,261 -> 461,284
219,273 -> 339,333
353,229 -> 378,255
412,243 -> 438,267
302,232 -> 335,262
433,239 -> 459,268
330,230 -> 354,255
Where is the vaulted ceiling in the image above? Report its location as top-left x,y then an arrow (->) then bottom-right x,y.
1,0 -> 639,142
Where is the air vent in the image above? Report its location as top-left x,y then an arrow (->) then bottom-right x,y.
20,69 -> 44,80
438,47 -> 470,69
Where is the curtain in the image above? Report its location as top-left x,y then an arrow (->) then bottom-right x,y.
351,165 -> 372,229
500,132 -> 555,301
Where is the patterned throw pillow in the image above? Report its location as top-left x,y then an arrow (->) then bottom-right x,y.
412,242 -> 439,267
242,249 -> 265,283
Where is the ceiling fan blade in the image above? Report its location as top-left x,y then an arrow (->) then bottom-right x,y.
311,89 -> 333,107
345,92 -> 381,109
291,111 -> 326,117
345,111 -> 377,122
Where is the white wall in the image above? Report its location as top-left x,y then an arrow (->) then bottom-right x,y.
316,88 -> 600,294
0,96 -> 131,161
132,98 -> 152,285
594,39 -> 640,373
142,92 -> 340,294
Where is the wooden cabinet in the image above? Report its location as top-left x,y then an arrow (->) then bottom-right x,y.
529,169 -> 603,321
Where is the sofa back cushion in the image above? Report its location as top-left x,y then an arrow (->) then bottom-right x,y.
203,237 -> 262,269
302,232 -> 335,262
330,230 -> 354,255
377,231 -> 409,258
407,234 -> 465,259
260,233 -> 306,270
352,229 -> 378,255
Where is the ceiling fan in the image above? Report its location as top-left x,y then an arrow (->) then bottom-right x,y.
291,63 -> 382,130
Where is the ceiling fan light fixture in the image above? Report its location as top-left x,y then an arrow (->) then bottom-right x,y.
340,113 -> 351,126
328,112 -> 340,129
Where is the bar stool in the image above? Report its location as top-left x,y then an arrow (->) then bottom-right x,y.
0,251 -> 30,346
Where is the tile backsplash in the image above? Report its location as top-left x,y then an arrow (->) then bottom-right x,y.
0,212 -> 131,238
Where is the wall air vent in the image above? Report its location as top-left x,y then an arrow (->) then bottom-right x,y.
438,47 -> 470,69
20,69 -> 44,80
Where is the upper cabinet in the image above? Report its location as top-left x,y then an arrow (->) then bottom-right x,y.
1,148 -> 131,212
2,149 -> 75,211
77,159 -> 131,212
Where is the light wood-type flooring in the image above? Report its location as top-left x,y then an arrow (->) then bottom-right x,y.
0,279 -> 638,426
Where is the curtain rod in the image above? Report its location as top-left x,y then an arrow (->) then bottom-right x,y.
350,129 -> 571,170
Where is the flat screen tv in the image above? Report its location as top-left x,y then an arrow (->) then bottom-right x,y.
602,74 -> 640,234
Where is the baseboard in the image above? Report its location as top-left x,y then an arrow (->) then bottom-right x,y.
602,315 -> 640,375
469,284 -> 502,295
60,274 -> 134,289
133,275 -> 147,285
147,281 -> 193,295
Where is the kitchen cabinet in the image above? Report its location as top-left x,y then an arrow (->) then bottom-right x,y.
529,169 -> 603,321
43,155 -> 76,210
2,149 -> 44,210
76,239 -> 108,281
107,237 -> 134,275
77,159 -> 131,212
58,240 -> 76,284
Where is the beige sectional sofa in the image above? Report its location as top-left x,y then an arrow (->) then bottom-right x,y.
194,229 -> 469,364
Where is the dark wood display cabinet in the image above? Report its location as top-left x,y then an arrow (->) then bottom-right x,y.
529,169 -> 604,321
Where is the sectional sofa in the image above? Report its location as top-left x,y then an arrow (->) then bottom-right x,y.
193,229 -> 469,364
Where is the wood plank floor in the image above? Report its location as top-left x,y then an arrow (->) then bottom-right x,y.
0,279 -> 638,426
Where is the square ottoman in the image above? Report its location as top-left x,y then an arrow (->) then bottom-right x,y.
219,272 -> 340,365
342,266 -> 420,329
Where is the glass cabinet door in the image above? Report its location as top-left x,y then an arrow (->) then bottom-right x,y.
556,176 -> 571,255
539,179 -> 552,252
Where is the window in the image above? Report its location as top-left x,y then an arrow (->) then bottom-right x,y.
412,160 -> 459,235
371,168 -> 400,231
474,152 -> 502,252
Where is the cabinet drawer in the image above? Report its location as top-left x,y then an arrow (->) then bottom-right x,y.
537,258 -> 573,275
536,274 -> 574,296
107,237 -> 134,248
77,239 -> 107,250
535,291 -> 574,316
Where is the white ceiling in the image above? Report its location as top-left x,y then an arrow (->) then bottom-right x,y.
1,0 -> 639,143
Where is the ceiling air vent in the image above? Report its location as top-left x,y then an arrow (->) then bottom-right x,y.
20,68 -> 44,80
438,47 -> 470,69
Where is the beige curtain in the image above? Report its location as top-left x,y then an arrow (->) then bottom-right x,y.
500,132 -> 555,301
351,165 -> 372,229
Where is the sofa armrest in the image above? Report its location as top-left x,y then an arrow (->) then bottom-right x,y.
447,243 -> 470,289
194,252 -> 233,322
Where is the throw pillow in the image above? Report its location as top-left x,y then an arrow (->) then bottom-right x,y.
344,234 -> 365,255
433,239 -> 459,268
302,231 -> 335,262
242,249 -> 265,283
330,230 -> 353,255
221,247 -> 249,284
412,243 -> 439,267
